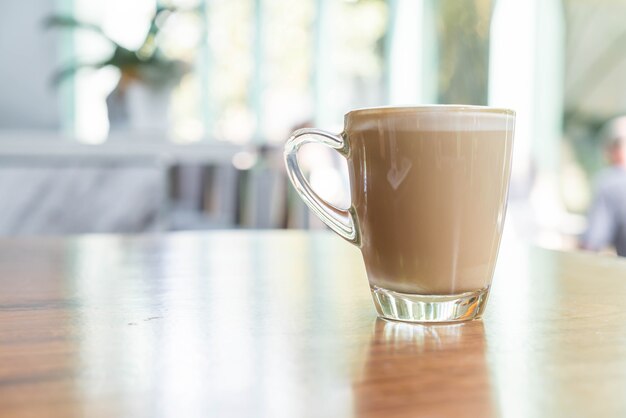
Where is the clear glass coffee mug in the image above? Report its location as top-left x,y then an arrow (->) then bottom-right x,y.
284,106 -> 515,322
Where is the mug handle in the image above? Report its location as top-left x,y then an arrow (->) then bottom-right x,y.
284,128 -> 360,246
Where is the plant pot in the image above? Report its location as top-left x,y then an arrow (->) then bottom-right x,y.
107,80 -> 173,138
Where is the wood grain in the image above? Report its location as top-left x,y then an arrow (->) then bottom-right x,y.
1,231 -> 626,417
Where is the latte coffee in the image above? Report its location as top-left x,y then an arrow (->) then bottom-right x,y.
346,108 -> 514,295
285,106 -> 515,322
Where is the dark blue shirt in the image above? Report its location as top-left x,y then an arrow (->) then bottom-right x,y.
582,167 -> 626,256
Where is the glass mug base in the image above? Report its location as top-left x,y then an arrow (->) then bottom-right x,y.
370,285 -> 490,323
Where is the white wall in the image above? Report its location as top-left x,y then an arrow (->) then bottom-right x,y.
0,1 -> 61,129
564,1 -> 626,117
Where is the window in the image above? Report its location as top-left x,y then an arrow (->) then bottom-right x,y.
62,0 -> 388,144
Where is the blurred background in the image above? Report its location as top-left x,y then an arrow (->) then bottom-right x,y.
0,0 -> 625,252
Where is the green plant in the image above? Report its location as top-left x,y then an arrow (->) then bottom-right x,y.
45,5 -> 192,88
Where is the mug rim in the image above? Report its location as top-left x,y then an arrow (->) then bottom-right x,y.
346,104 -> 515,117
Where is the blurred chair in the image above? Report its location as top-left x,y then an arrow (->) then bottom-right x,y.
237,145 -> 289,229
168,162 -> 240,230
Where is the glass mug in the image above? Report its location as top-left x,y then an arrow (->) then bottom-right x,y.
284,106 -> 515,322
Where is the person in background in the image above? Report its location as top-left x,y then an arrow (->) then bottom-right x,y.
580,116 -> 626,256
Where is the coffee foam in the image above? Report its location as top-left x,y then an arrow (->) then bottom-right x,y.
345,106 -> 515,132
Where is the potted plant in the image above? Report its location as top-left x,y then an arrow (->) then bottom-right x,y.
46,6 -> 191,134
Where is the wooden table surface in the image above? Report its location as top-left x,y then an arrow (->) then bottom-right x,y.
1,231 -> 626,418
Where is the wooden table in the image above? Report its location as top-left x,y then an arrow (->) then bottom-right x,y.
1,231 -> 626,418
